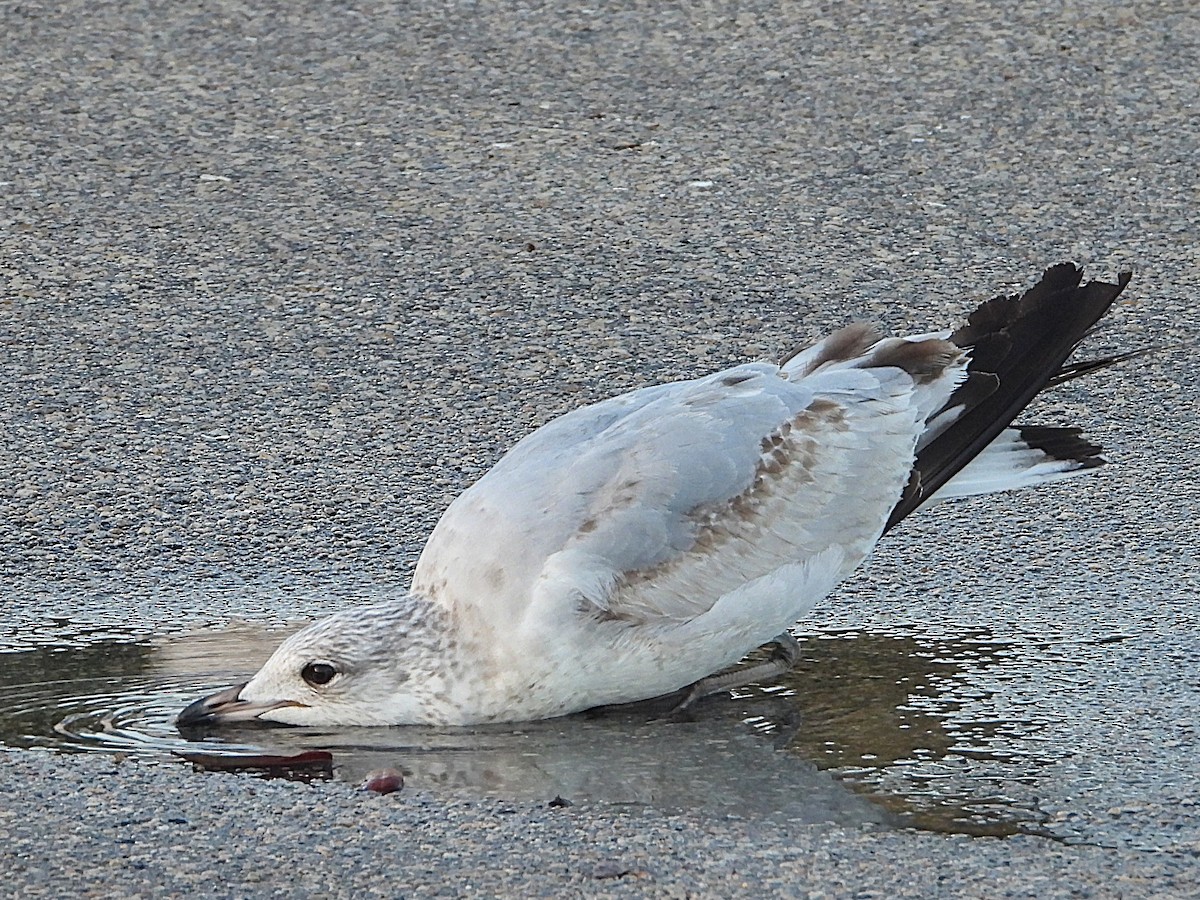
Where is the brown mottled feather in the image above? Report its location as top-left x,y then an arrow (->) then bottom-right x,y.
780,322 -> 879,373
859,338 -> 964,383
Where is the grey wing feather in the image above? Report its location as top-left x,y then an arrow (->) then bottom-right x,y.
413,359 -> 947,627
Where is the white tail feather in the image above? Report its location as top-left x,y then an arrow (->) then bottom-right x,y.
930,427 -> 1102,502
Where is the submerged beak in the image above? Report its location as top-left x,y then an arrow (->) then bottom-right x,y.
176,682 -> 303,728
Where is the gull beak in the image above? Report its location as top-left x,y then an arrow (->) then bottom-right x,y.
176,682 -> 302,728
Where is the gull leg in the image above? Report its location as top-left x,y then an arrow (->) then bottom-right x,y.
671,632 -> 802,713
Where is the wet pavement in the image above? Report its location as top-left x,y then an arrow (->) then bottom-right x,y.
1,613 -> 1196,847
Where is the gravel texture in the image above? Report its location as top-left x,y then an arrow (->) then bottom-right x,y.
2,0 -> 1199,895
2,751 -> 1199,899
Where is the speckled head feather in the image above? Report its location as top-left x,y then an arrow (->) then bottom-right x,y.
235,595 -> 474,726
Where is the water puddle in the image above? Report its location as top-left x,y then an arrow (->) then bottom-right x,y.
0,619 -> 1115,835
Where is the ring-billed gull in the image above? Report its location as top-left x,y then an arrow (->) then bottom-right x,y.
179,264 -> 1135,727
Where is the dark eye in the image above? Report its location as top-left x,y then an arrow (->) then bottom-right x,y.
301,662 -> 338,686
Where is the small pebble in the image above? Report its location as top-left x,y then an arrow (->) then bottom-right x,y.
362,768 -> 405,795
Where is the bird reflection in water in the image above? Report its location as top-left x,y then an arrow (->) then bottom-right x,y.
0,621 -> 1069,835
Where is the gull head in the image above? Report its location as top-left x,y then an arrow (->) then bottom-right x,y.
176,597 -> 455,728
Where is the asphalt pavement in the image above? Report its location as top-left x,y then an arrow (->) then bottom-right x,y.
2,0 -> 1198,895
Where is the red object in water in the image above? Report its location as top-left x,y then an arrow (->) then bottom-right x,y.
175,749 -> 334,777
362,768 -> 405,794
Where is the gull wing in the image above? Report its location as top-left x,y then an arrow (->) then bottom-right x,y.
412,352 -> 957,628
412,265 -> 1129,636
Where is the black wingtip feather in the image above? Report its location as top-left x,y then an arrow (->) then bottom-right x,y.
885,264 -> 1131,531
1048,344 -> 1161,387
1017,425 -> 1105,467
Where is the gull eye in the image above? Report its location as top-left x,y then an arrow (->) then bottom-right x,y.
301,661 -> 338,686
